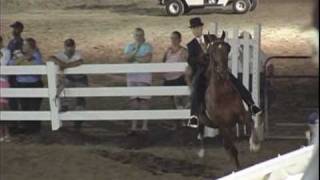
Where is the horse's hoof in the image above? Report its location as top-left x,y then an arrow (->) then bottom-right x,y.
198,149 -> 205,158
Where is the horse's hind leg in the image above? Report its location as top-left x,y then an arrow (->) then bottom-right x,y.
197,124 -> 205,158
220,127 -> 240,170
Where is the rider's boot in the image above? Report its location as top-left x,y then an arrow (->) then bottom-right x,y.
250,105 -> 262,116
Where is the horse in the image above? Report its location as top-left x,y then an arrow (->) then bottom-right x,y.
187,31 -> 264,170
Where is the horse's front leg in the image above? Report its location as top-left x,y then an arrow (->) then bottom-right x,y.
197,123 -> 205,158
249,115 -> 263,152
220,127 -> 240,170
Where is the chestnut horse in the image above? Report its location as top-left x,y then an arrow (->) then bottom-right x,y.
188,31 -> 263,170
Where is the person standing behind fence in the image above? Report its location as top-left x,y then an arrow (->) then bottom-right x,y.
162,31 -> 189,129
7,21 -> 24,133
0,36 -> 11,142
124,28 -> 153,134
13,38 -> 44,133
49,39 -> 88,131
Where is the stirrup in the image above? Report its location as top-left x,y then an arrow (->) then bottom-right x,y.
187,115 -> 199,128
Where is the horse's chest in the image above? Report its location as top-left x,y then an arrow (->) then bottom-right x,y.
206,81 -> 237,116
208,82 -> 233,101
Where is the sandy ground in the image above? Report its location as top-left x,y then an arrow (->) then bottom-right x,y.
0,124 -> 308,180
0,0 -> 319,179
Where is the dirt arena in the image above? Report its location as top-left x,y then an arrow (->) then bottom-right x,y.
0,0 -> 319,179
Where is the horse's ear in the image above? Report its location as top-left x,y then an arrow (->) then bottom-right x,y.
221,31 -> 226,40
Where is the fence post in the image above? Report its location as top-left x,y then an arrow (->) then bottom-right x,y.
252,24 -> 261,132
242,32 -> 251,89
210,22 -> 218,35
252,24 -> 261,106
231,27 -> 239,77
230,27 -> 241,137
46,61 -> 61,130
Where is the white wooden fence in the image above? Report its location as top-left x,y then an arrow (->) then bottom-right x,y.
218,145 -> 315,180
0,23 -> 261,133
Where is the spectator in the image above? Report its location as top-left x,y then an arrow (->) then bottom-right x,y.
13,38 -> 44,133
124,27 -> 152,134
0,36 -> 11,142
7,21 -> 24,133
162,31 -> 189,129
49,38 -> 88,131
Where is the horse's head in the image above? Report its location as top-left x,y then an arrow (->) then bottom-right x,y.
207,31 -> 231,79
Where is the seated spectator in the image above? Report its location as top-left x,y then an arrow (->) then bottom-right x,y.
49,38 -> 88,131
124,27 -> 152,134
162,31 -> 189,129
13,38 -> 44,133
0,36 -> 11,142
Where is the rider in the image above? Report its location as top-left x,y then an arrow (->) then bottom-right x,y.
186,17 -> 262,128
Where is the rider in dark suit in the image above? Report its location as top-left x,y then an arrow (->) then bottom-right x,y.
187,17 -> 262,128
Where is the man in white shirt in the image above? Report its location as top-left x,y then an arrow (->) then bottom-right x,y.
49,39 -> 88,130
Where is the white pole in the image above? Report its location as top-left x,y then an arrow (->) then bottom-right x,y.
46,62 -> 61,130
231,27 -> 241,137
252,25 -> 262,131
252,24 -> 261,105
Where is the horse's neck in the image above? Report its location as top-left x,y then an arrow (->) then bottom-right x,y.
208,69 -> 227,82
207,71 -> 230,93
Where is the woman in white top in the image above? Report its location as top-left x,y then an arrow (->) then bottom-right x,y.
0,36 -> 11,142
162,31 -> 188,86
162,31 -> 189,129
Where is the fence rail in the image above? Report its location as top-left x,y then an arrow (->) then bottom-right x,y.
219,145 -> 314,180
0,110 -> 190,121
1,62 -> 193,130
0,23 -> 261,134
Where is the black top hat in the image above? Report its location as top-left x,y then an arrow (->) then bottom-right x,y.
10,21 -> 24,30
189,17 -> 204,28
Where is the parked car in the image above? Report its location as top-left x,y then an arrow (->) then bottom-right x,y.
158,0 -> 257,16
